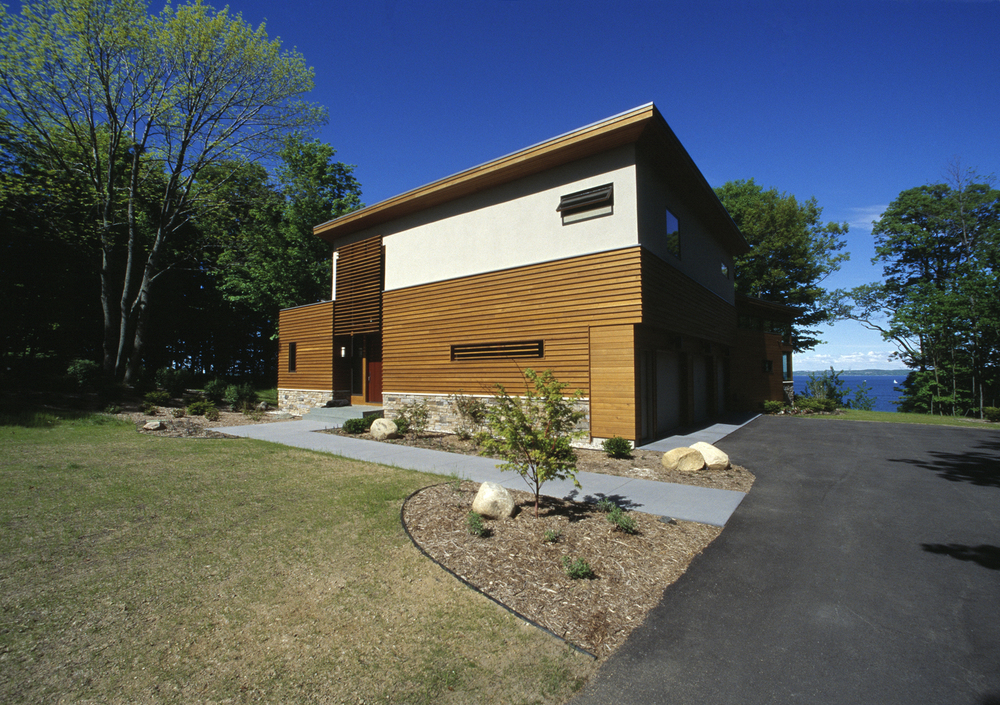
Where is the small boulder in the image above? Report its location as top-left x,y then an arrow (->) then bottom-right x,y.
369,417 -> 399,440
661,446 -> 705,473
471,481 -> 515,519
256,401 -> 269,411
142,420 -> 166,431
691,441 -> 730,471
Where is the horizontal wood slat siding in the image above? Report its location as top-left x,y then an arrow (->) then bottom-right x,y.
590,324 -> 638,440
278,302 -> 334,390
335,237 -> 382,335
641,250 -> 736,345
382,248 -> 644,395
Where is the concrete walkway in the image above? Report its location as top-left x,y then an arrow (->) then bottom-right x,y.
213,413 -> 757,526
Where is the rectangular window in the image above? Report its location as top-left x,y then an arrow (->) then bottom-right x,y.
762,359 -> 773,373
665,208 -> 680,258
782,352 -> 793,381
558,183 -> 613,224
288,342 -> 297,373
451,340 -> 544,361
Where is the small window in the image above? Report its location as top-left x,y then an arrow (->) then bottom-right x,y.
558,183 -> 613,224
665,209 -> 680,258
762,359 -> 773,373
288,342 -> 297,372
782,352 -> 793,381
452,340 -> 543,360
720,261 -> 729,278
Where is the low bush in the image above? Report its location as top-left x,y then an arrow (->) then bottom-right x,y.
144,391 -> 171,406
763,400 -> 786,414
66,359 -> 102,391
543,529 -> 562,543
171,408 -> 186,418
187,400 -> 216,417
606,506 -> 638,534
466,511 -> 488,538
561,555 -> 594,580
601,436 -> 632,459
203,378 -> 228,404
984,407 -> 1000,423
795,396 -> 837,413
342,417 -> 367,434
155,367 -> 191,398
595,497 -> 617,513
394,399 -> 429,436
452,393 -> 489,439
141,402 -> 158,415
224,382 -> 258,411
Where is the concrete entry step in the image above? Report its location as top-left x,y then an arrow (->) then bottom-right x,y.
301,405 -> 383,426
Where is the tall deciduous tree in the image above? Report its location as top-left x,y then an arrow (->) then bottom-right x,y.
0,0 -> 324,382
715,179 -> 849,351
831,166 -> 1000,415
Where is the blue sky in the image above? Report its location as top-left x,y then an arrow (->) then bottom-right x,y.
147,1 -> 1000,367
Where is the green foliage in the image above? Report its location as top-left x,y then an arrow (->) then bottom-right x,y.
832,167 -> 1000,417
224,382 -> 258,411
595,498 -> 618,513
849,381 -> 877,412
394,400 -> 430,436
342,417 -> 368,434
601,436 -> 633,459
802,367 -> 848,407
715,179 -> 849,350
606,506 -> 638,535
452,393 -> 489,439
204,406 -> 221,422
543,529 -> 562,543
561,556 -> 594,580
142,402 -> 158,415
186,400 -> 216,417
144,391 -> 170,406
795,396 -> 837,413
103,404 -> 122,415
155,367 -> 191,397
66,359 -> 102,391
203,378 -> 228,405
480,369 -> 585,518
763,400 -> 787,414
983,407 -> 1000,423
171,408 -> 186,418
466,512 -> 488,538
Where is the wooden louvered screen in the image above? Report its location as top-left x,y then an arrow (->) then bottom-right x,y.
335,236 -> 383,335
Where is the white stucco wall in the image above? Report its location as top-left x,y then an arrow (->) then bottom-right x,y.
366,145 -> 640,291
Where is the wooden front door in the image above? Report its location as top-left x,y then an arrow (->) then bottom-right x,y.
367,361 -> 382,404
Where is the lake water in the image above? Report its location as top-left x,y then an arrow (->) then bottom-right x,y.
793,374 -> 905,412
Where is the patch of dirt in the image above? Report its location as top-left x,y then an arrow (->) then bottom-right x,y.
404,482 -> 722,657
117,403 -> 294,438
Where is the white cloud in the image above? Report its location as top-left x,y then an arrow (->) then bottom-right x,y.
847,205 -> 887,234
795,350 -> 900,371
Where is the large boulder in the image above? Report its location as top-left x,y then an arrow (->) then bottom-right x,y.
691,441 -> 730,471
142,420 -> 166,431
471,481 -> 515,519
661,446 -> 706,473
369,418 -> 399,440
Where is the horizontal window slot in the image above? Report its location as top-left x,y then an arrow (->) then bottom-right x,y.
451,340 -> 544,360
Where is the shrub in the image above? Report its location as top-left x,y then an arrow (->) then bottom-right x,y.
155,367 -> 192,398
763,400 -> 786,414
796,396 -> 837,413
204,405 -> 220,421
103,404 -> 122,414
452,393 -> 489,439
984,407 -> 1000,423
466,511 -> 488,538
543,529 -> 562,543
480,369 -> 585,518
802,367 -> 848,407
203,378 -> 228,404
602,436 -> 632,459
561,555 -> 594,580
606,506 -> 638,534
595,497 -> 617,513
171,407 -> 186,418
142,402 -> 158,415
393,399 -> 429,436
66,359 -> 102,391
187,400 -> 216,417
144,390 -> 170,406
342,417 -> 368,434
224,382 -> 257,411
848,380 -> 877,411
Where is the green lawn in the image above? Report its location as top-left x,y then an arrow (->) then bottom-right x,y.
799,408 -> 1000,429
0,411 -> 592,704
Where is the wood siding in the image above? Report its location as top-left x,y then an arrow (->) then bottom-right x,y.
731,329 -> 788,409
335,237 -> 383,335
278,302 -> 334,390
589,324 -> 638,439
382,248 -> 644,396
640,250 -> 737,346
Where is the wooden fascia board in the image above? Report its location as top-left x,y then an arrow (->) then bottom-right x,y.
314,104 -> 657,243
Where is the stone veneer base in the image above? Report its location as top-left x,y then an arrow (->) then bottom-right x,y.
278,388 -> 350,416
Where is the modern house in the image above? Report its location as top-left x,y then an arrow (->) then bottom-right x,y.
277,103 -> 792,443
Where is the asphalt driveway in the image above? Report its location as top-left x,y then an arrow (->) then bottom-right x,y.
571,416 -> 1000,705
